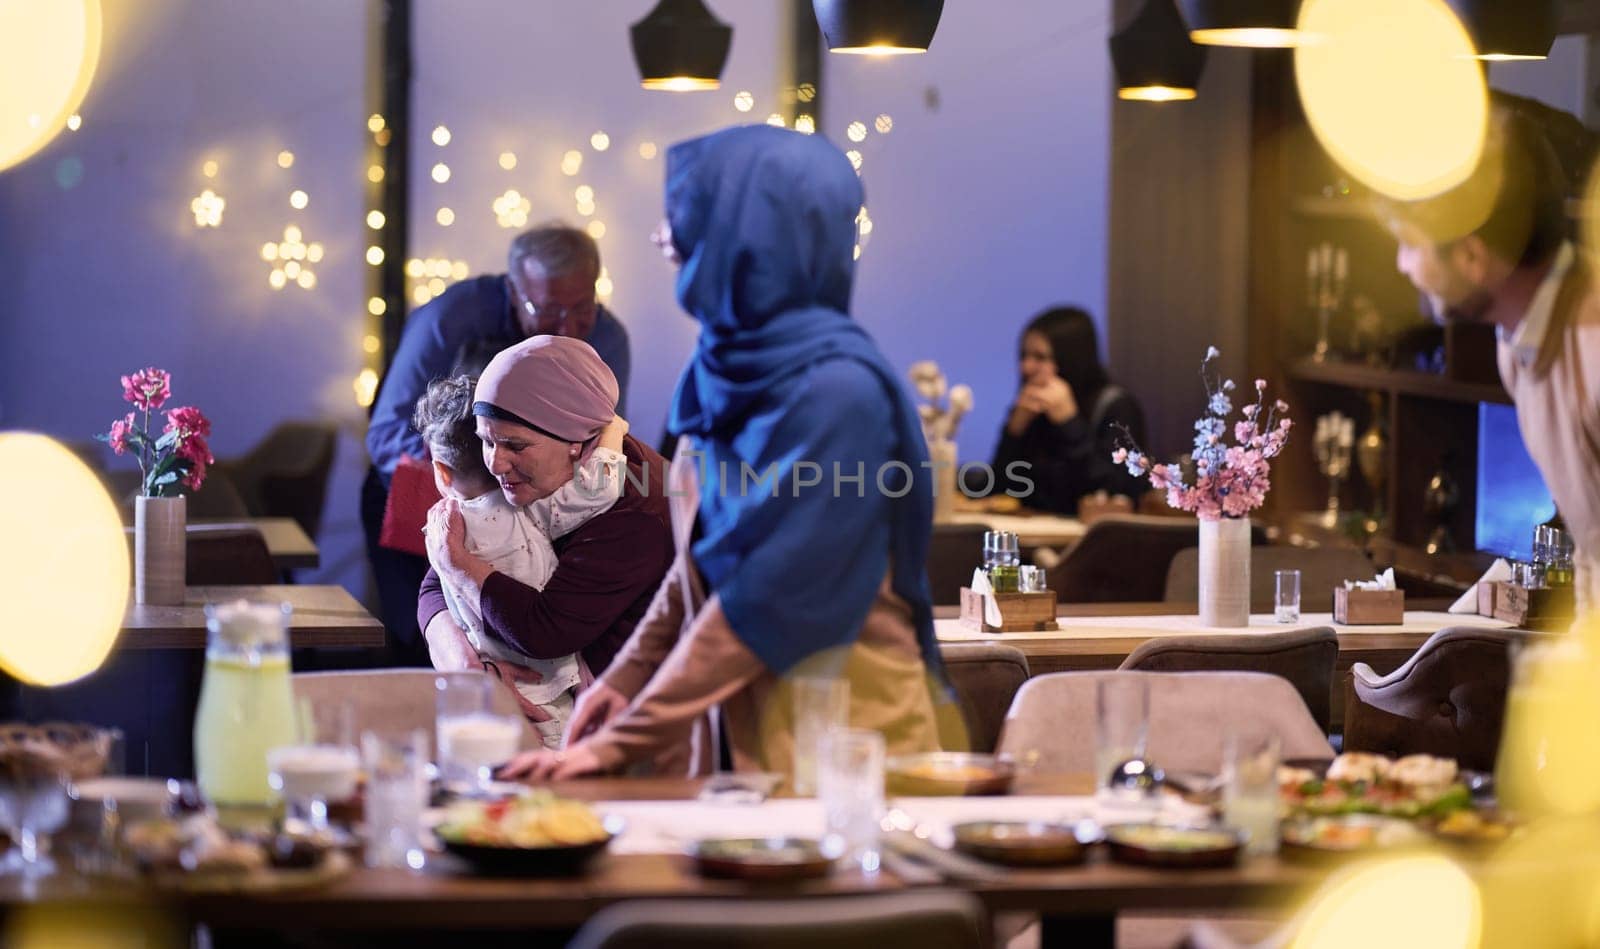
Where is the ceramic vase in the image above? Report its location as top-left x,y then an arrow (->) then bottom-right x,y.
928,437 -> 958,524
1198,516 -> 1250,627
134,495 -> 186,605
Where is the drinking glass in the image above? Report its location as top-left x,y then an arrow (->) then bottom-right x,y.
1095,676 -> 1151,803
267,701 -> 359,836
817,728 -> 884,873
435,674 -> 521,795
361,730 -> 429,870
1019,565 -> 1047,593
0,766 -> 70,877
1275,569 -> 1302,623
1222,729 -> 1281,856
791,676 -> 850,797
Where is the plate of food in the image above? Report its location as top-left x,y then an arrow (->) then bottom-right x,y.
885,752 -> 1015,797
434,793 -> 620,876
1279,753 -> 1471,819
1104,823 -> 1245,869
120,815 -> 351,892
950,820 -> 1103,867
690,837 -> 835,881
1280,813 -> 1426,859
1426,808 -> 1519,855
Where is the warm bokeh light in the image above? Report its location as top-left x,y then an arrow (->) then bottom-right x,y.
374,128 -> 391,147
201,159 -> 218,178
798,82 -> 816,103
367,296 -> 386,316
436,206 -> 454,226
846,149 -> 863,171
1476,815 -> 1600,947
283,261 -> 301,279
1580,159 -> 1600,277
576,201 -> 595,218
268,269 -> 287,290
590,131 -> 610,152
875,114 -> 893,134
367,164 -> 385,183
1495,623 -> 1600,818
362,334 -> 381,354
284,224 -> 302,243
493,188 -> 530,229
766,113 -> 786,128
412,285 -> 430,304
5,903 -> 183,949
846,121 -> 867,143
0,433 -> 127,686
65,113 -> 81,131
638,141 -> 657,160
450,260 -> 468,280
305,242 -> 323,263
1293,855 -> 1479,948
431,125 -> 450,146
1118,85 -> 1198,102
354,368 -> 378,408
853,244 -> 862,260
296,270 -> 315,289
498,151 -> 516,170
276,150 -> 294,169
586,220 -> 606,240
260,242 -> 277,261
561,149 -> 583,176
641,76 -> 719,91
574,185 -> 594,204
405,258 -> 425,278
0,0 -> 102,173
288,189 -> 308,210
430,162 -> 450,183
367,113 -> 386,133
366,210 -> 385,230
189,189 -> 224,227
734,90 -> 754,112
427,277 -> 445,296
830,44 -> 926,55
1191,27 -> 1307,47
595,267 -> 613,299
795,115 -> 816,135
1295,0 -> 1487,200
365,245 -> 384,266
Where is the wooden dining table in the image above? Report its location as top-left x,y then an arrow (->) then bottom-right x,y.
944,510 -> 1087,550
120,584 -> 385,650
0,776 -> 1325,947
122,517 -> 321,571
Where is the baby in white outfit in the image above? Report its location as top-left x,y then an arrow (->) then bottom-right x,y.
413,375 -> 625,749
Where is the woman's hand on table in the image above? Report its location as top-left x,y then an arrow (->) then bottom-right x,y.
565,680 -> 629,743
498,743 -> 602,781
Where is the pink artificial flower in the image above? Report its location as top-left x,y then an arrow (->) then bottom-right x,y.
1255,379 -> 1267,391
178,433 -> 214,491
108,413 -> 135,455
121,368 -> 171,412
1112,447 -> 1128,464
164,405 -> 211,439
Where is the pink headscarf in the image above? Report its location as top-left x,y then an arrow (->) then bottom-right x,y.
473,335 -> 618,443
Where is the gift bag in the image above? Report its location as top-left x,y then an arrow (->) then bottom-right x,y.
378,455 -> 441,557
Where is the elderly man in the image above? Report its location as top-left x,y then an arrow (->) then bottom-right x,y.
363,224 -> 631,663
1386,106 -> 1600,616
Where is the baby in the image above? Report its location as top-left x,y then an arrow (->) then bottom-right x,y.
413,375 -> 626,749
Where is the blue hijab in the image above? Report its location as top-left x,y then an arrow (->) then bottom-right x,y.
664,124 -> 942,679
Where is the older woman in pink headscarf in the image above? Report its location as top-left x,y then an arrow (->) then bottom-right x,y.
418,336 -> 673,700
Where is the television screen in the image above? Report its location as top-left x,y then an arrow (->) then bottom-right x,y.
1475,402 -> 1555,560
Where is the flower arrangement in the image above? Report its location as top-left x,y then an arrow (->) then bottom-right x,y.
908,361 -> 974,444
1111,347 -> 1291,520
98,367 -> 214,497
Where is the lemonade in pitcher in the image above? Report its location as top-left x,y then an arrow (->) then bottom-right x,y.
193,600 -> 297,806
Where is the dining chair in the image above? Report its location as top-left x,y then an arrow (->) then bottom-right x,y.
926,522 -> 990,606
996,671 -> 1334,776
1343,625 -> 1534,772
1163,545 -> 1377,613
185,527 -> 278,586
290,670 -> 539,749
1118,627 -> 1339,732
214,420 -> 339,538
1047,515 -> 1268,603
566,890 -> 991,949
937,642 -> 1031,754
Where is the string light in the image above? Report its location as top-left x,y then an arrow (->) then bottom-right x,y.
277,150 -> 295,168
856,206 -> 873,236
65,114 -> 81,131
363,334 -> 381,354
367,296 -> 386,316
561,150 -> 583,175
190,189 -> 225,227
431,125 -> 451,146
498,151 -> 517,170
638,142 -> 657,160
367,114 -> 386,133
374,128 -> 392,147
366,245 -> 385,266
306,242 -> 324,263
296,270 -> 316,289
586,220 -> 606,240
493,189 -> 531,228
267,225 -> 315,290
404,257 -> 471,305
846,149 -> 863,171
427,277 -> 446,295
766,113 -> 786,127
595,266 -> 614,300
260,242 -> 277,261
574,185 -> 595,204
412,285 -> 431,304
451,261 -> 469,280
354,368 -> 379,408
368,164 -> 385,183
734,90 -> 754,112
798,82 -> 816,103
405,259 -> 425,278
590,131 -> 610,151
288,189 -> 308,210
795,115 -> 816,135
436,207 -> 455,226
431,162 -> 450,183
846,121 -> 867,142
269,269 -> 287,290
366,210 -> 385,229
201,159 -> 218,179
576,200 -> 595,217
874,114 -> 894,134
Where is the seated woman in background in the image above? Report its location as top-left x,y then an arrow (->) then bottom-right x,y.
979,306 -> 1147,515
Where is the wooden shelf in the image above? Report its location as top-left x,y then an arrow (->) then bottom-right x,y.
1288,194 -> 1376,222
1288,358 -> 1511,405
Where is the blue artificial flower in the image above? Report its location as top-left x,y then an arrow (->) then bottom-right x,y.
1122,450 -> 1146,477
1208,391 -> 1232,416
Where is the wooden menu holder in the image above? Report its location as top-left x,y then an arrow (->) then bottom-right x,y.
1480,580 -> 1574,631
959,588 -> 1059,633
1333,588 -> 1404,625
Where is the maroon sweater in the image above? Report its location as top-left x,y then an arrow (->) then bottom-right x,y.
418,435 -> 673,676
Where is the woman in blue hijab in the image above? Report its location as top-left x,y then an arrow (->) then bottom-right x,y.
505,124 -> 951,782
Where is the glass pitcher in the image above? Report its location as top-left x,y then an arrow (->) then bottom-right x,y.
193,600 -> 297,807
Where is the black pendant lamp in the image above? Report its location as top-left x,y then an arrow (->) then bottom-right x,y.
812,0 -> 944,55
1178,0 -> 1306,48
630,0 -> 732,91
1445,0 -> 1559,61
1111,0 -> 1207,102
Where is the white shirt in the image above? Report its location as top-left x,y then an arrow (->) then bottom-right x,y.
432,447 -> 625,706
1502,242 -> 1575,370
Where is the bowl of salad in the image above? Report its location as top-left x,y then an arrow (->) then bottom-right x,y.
434,793 -> 621,876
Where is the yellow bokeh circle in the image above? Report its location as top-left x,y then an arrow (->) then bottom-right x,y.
0,0 -> 102,173
1294,0 -> 1487,200
0,433 -> 128,685
1293,854 -> 1480,949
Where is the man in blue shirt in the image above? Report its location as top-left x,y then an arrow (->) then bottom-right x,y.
362,224 -> 630,663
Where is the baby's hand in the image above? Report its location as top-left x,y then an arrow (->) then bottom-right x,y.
597,414 -> 629,453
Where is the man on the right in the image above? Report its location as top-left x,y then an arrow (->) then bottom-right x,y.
1386,106 -> 1600,615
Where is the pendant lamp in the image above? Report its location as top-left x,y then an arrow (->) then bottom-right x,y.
1111,0 -> 1207,102
1445,0 -> 1558,61
1178,0 -> 1307,48
630,0 -> 732,91
812,0 -> 944,55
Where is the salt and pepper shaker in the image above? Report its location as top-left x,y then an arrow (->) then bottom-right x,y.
982,531 -> 1020,593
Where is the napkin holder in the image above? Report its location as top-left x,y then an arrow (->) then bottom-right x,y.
960,588 -> 1058,632
1481,581 -> 1574,630
1333,587 -> 1404,625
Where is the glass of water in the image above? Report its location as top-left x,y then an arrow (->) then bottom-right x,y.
435,674 -> 522,795
1222,729 -> 1281,856
817,728 -> 884,873
1275,569 -> 1302,623
361,730 -> 429,870
1095,676 -> 1151,805
791,676 -> 850,797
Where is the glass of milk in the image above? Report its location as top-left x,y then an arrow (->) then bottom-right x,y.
267,702 -> 358,836
435,674 -> 522,795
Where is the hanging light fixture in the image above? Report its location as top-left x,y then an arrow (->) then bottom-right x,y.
629,0 -> 732,91
1445,0 -> 1558,61
1111,0 -> 1207,102
812,0 -> 944,56
1178,0 -> 1307,48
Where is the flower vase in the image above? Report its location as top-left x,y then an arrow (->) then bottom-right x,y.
1198,516 -> 1250,627
135,495 -> 186,606
928,437 -> 958,524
